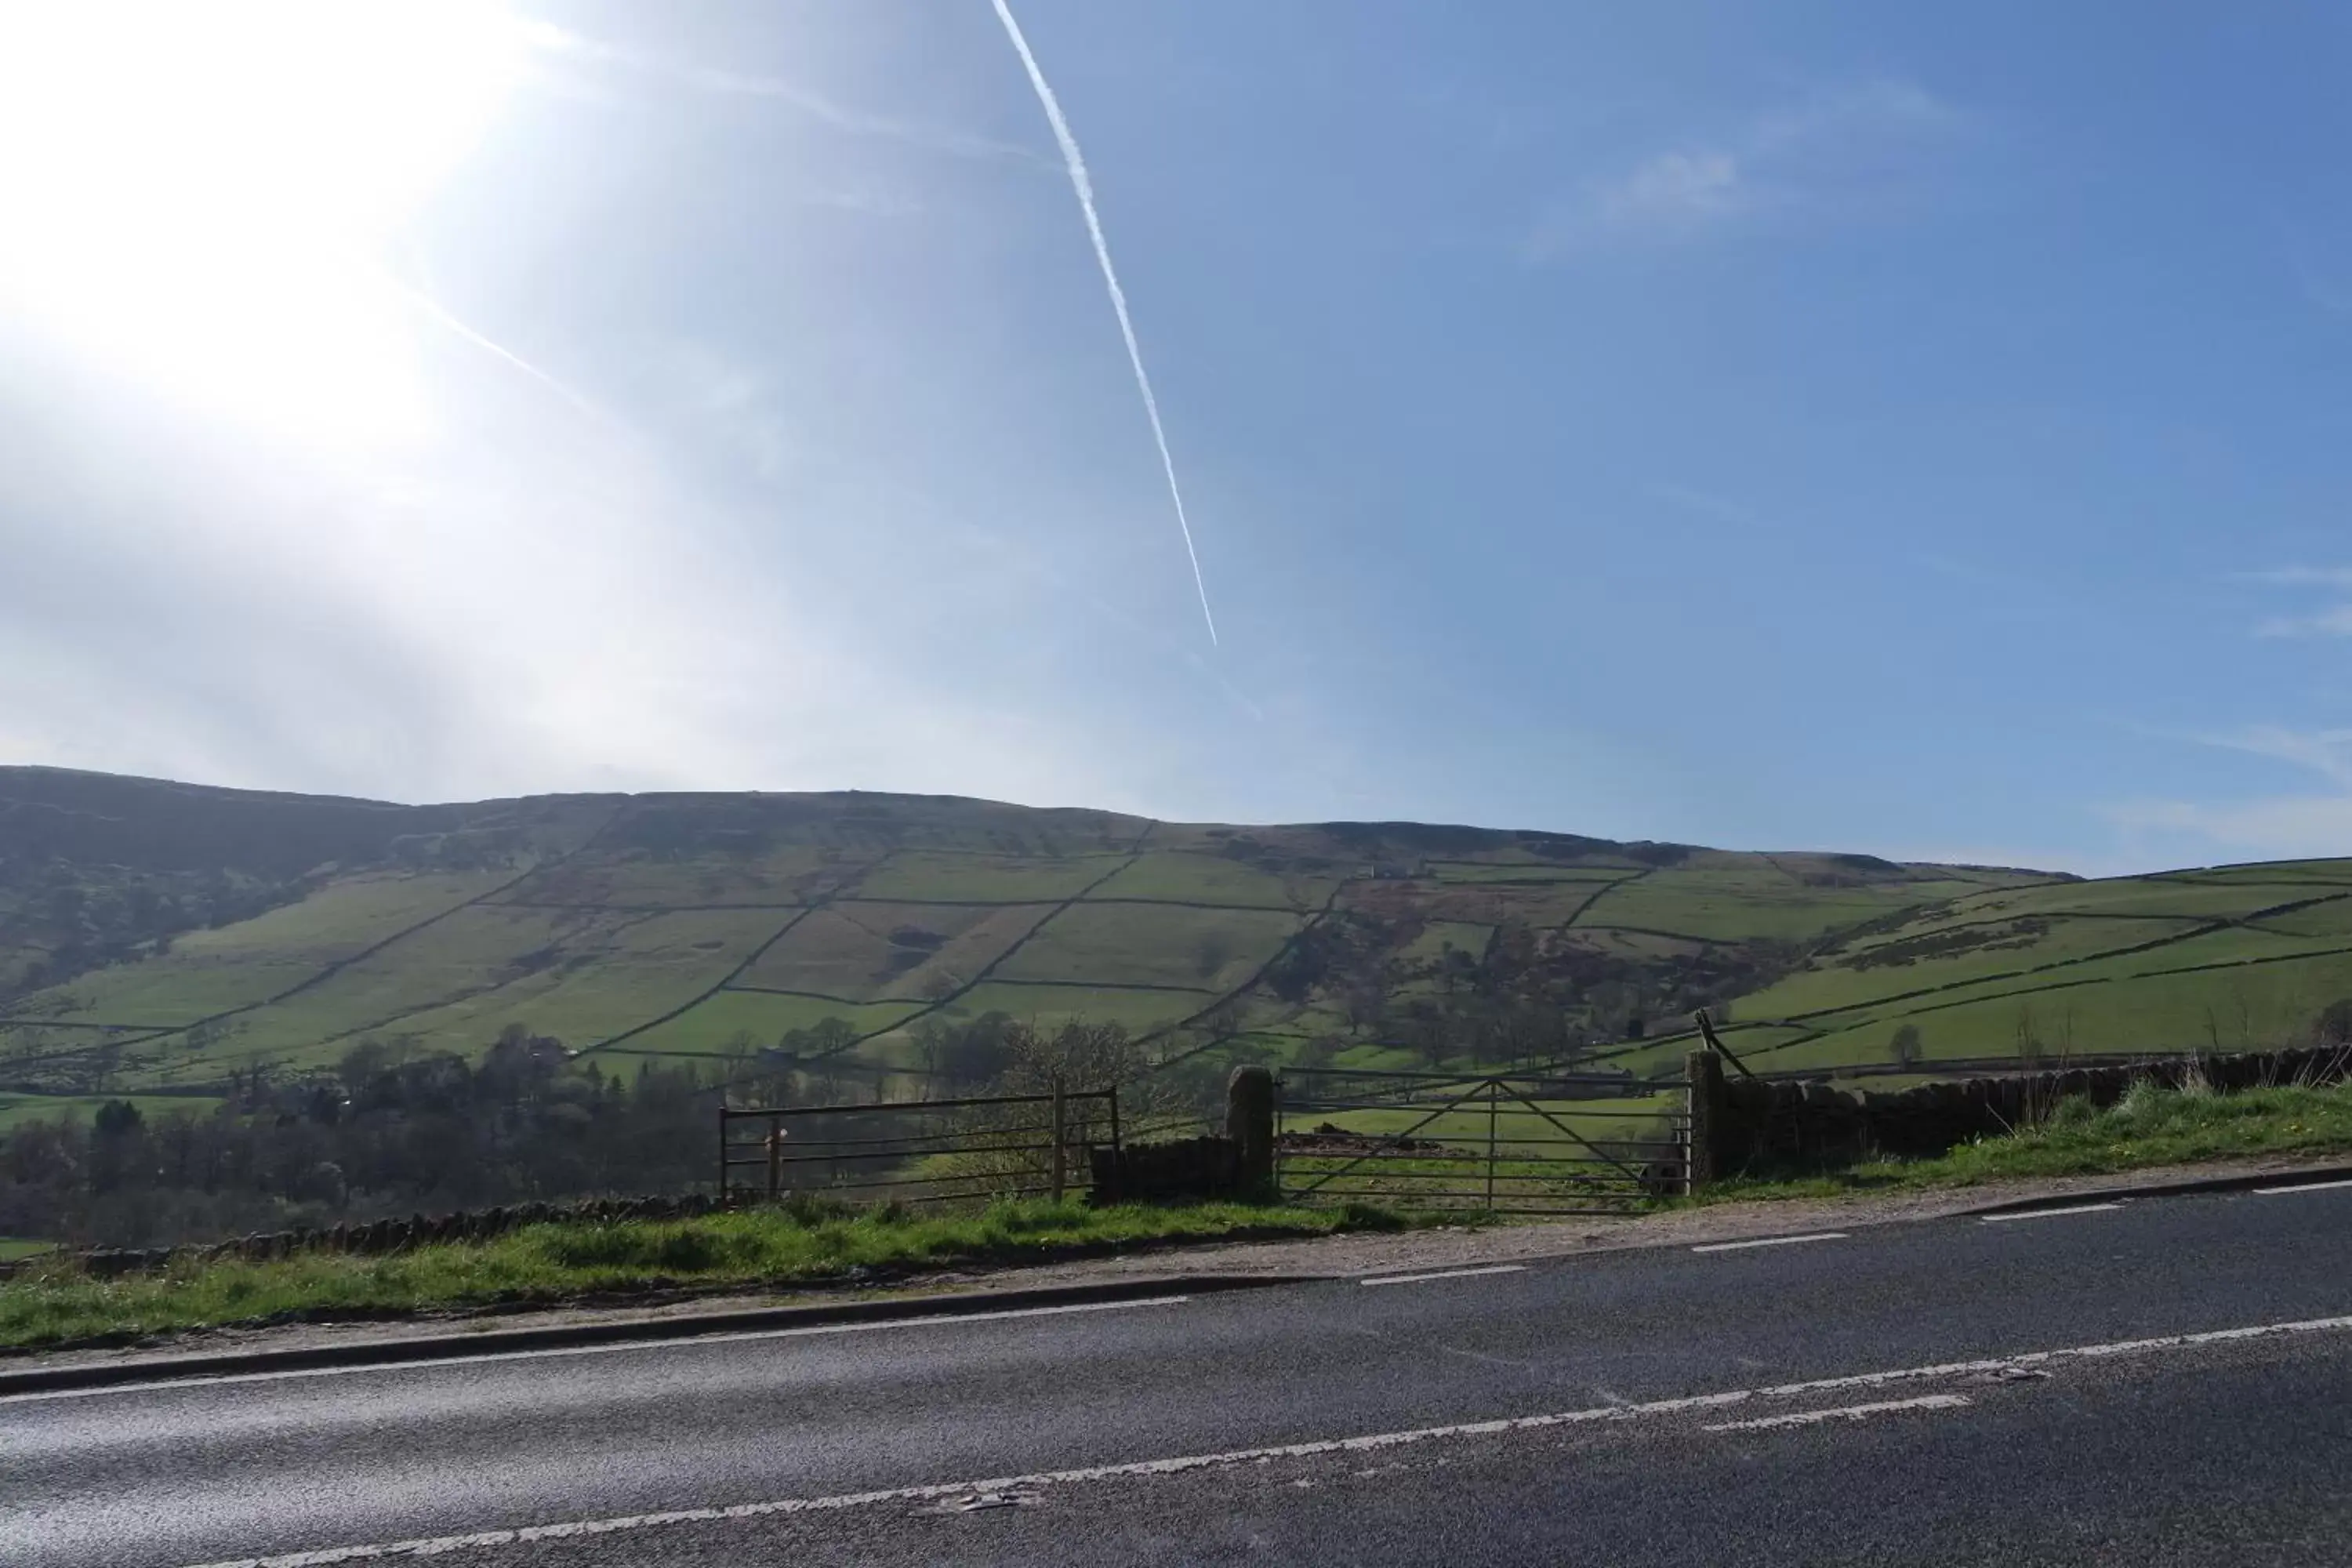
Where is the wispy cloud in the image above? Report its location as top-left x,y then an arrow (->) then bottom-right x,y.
1595,151 -> 1745,233
2186,725 -> 2352,788
2239,565 -> 2352,637
521,20 -> 1036,163
2113,724 -> 2352,861
2106,794 -> 2352,862
1531,78 -> 1962,256
2256,606 -> 2352,639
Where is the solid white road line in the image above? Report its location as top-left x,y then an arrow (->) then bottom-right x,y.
0,1297 -> 1194,1408
2256,1178 -> 2352,1196
1980,1203 -> 2123,1223
170,1312 -> 2352,1568
1690,1232 -> 1849,1254
1359,1265 -> 1526,1287
1701,1394 -> 1970,1433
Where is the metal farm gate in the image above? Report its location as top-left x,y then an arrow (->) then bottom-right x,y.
719,1087 -> 1120,1207
1276,1068 -> 1686,1215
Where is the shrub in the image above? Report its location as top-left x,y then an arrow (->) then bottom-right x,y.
2045,1094 -> 2096,1128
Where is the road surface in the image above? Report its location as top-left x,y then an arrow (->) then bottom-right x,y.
6,1182 -> 2351,1566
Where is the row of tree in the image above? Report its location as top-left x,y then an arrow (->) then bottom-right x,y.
2,1028 -> 733,1248
0,1015 -> 1216,1250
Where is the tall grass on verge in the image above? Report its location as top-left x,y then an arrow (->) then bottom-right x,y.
0,1198 -> 1404,1352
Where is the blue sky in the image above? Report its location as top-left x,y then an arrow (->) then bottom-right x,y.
4,1 -> 2352,874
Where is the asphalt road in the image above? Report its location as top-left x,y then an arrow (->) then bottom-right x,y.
5,1183 -> 2351,1567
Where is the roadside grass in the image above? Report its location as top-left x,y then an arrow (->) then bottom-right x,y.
1694,1078 -> 2352,1203
0,1197 -> 1408,1352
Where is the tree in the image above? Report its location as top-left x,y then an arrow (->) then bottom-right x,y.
1887,1024 -> 1922,1072
909,1013 -> 1018,1091
2013,1005 -> 2044,1071
92,1099 -> 144,1139
991,1018 -> 1192,1137
1398,1000 -> 1451,1069
997,1018 -> 1150,1094
1196,999 -> 1244,1044
776,1017 -> 859,1065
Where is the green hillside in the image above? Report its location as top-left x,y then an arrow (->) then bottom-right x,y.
1628,861 -> 2352,1080
20,767 -> 2350,1114
0,768 -> 2068,1111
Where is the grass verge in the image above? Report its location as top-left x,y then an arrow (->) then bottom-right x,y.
0,1198 -> 1407,1352
1697,1079 -> 2352,1203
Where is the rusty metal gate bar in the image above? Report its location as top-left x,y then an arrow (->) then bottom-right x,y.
718,1087 -> 1120,1207
1275,1069 -> 1686,1217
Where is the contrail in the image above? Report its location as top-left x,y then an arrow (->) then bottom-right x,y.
990,0 -> 1218,645
383,271 -> 604,423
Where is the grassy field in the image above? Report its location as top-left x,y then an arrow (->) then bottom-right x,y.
852,851 -> 1122,903
1087,851 -> 1334,908
610,992 -> 927,1056
950,982 -> 1211,1034
0,1093 -> 221,1131
994,904 -> 1303,992
1668,864 -> 2352,1079
0,1198 -> 1406,1350
734,902 -> 1043,1001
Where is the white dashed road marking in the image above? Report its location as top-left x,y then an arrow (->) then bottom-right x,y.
1980,1203 -> 2123,1223
1701,1393 -> 1970,1432
1690,1232 -> 1849,1254
2256,1178 -> 2352,1196
1359,1265 -> 1527,1287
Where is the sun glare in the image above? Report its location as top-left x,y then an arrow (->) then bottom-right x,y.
0,0 -> 526,444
